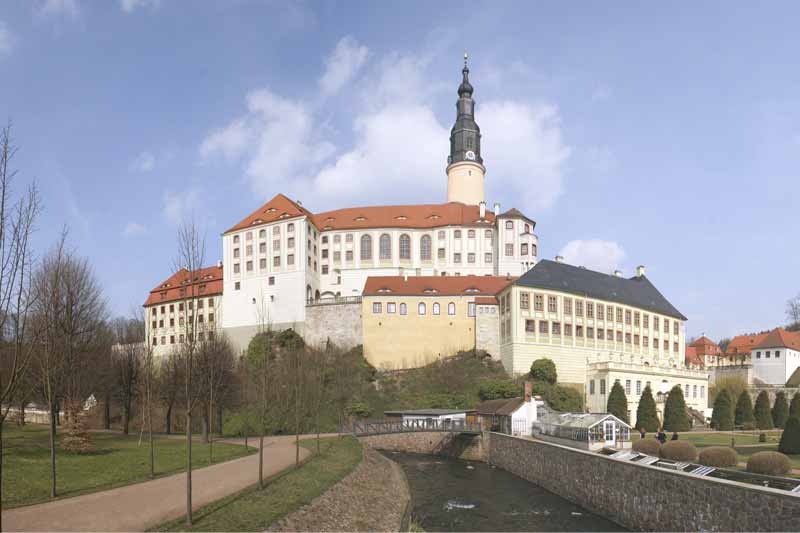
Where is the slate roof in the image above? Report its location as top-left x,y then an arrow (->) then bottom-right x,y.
513,260 -> 687,320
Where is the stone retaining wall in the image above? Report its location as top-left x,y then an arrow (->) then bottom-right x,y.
303,301 -> 361,350
359,431 -> 488,462
489,432 -> 800,532
269,447 -> 411,532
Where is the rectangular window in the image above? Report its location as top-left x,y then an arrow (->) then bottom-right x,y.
616,331 -> 623,342
643,314 -> 649,328
332,251 -> 341,261
288,254 -> 295,265
246,245 -> 253,256
485,252 -> 492,263
590,380 -> 595,395
346,233 -> 353,242
268,276 -> 275,285
208,313 -> 214,323
346,250 -> 353,261
233,248 -> 240,259
322,235 -> 328,244
233,263 -> 240,274
674,322 -> 679,335
663,339 -> 669,351
521,243 -> 528,255
273,256 -> 280,267
246,231 -> 252,241
597,329 -> 604,340
587,302 -> 594,319
548,296 -> 557,313
552,322 -> 561,335
625,310 -> 632,325
525,320 -> 535,332
596,304 -> 604,321
607,328 -> 613,340
273,225 -> 280,235
246,260 -> 253,271
636,380 -> 641,395
158,320 -> 164,328
564,298 -> 572,315
576,325 -> 583,338
387,302 -> 396,313
505,243 -> 514,256
260,258 -> 267,269
233,235 -> 240,244
625,333 -> 631,344
234,282 -> 240,290
653,316 -> 659,331
616,308 -> 623,323
634,312 -> 640,326
322,249 -> 328,259
322,265 -> 329,274
438,248 -> 446,259
625,380 -> 631,395
534,294 -> 544,311
600,379 -> 606,395
520,292 -> 529,309
169,318 -> 174,327
400,303 -> 407,315
587,327 -> 595,339
643,336 -> 649,348
454,253 -> 462,263
468,253 -> 476,263
539,320 -> 548,334
372,302 -> 382,314
505,220 -> 513,229
664,319 -> 669,333
273,239 -> 280,251
576,300 -> 584,317
693,385 -> 697,398
259,242 -> 266,254
775,350 -> 781,358
701,386 -> 705,398
756,351 -> 761,359
288,237 -> 295,249
564,324 -> 573,336
673,342 -> 679,353
468,302 -> 476,317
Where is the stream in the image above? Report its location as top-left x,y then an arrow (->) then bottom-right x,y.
386,452 -> 627,532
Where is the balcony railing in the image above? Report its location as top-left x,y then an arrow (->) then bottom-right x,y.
306,296 -> 362,307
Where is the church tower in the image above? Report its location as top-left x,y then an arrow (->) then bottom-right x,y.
446,52 -> 485,205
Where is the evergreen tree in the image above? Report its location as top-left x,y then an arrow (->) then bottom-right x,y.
735,390 -> 755,429
606,381 -> 628,423
711,389 -> 734,431
663,385 -> 690,432
772,391 -> 789,429
753,391 -> 773,430
790,393 -> 800,420
529,358 -> 557,384
778,416 -> 800,454
635,385 -> 660,432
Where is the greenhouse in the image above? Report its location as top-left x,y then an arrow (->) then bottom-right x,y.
532,412 -> 632,451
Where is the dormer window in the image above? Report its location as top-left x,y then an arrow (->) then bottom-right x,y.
423,288 -> 438,294
377,288 -> 392,293
354,216 -> 366,222
324,225 -> 333,230
251,219 -> 263,225
279,213 -> 290,219
266,208 -> 277,213
325,217 -> 335,222
428,214 -> 441,220
465,288 -> 480,293
395,215 -> 408,221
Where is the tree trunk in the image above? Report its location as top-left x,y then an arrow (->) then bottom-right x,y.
103,393 -> 111,430
1,419 -> 4,531
122,402 -> 130,436
148,399 -> 154,479
49,402 -> 57,498
185,411 -> 192,526
201,411 -> 209,444
217,403 -> 223,434
258,432 -> 264,489
165,403 -> 172,435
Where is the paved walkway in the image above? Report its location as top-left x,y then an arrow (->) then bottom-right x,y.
3,434 -> 337,532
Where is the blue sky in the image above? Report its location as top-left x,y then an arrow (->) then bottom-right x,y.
2,1 -> 799,340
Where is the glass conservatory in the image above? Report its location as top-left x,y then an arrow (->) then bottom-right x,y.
532,412 -> 632,451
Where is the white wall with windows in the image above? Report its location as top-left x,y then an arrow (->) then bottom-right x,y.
144,293 -> 223,359
752,346 -> 800,385
496,214 -> 538,277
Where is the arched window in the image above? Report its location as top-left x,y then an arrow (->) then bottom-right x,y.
454,230 -> 462,239
418,302 -> 426,315
448,302 -> 456,316
433,302 -> 440,315
360,234 -> 372,260
380,234 -> 392,259
399,303 -> 407,315
399,234 -> 411,259
420,235 -> 432,260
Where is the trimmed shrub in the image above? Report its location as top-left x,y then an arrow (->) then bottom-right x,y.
759,433 -> 767,443
754,391 -> 774,430
735,390 -> 755,429
698,446 -> 738,468
606,381 -> 629,423
632,438 -> 661,456
746,451 -> 791,476
711,389 -> 734,431
778,416 -> 800,454
529,358 -> 557,384
663,385 -> 690,432
635,386 -> 660,433
772,391 -> 789,429
790,394 -> 800,420
659,440 -> 698,462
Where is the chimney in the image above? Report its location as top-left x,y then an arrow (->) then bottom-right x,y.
524,381 -> 532,403
636,265 -> 646,277
217,260 -> 223,268
555,255 -> 564,263
403,272 -> 408,282
614,270 -> 622,277
493,202 -> 500,216
479,201 -> 486,219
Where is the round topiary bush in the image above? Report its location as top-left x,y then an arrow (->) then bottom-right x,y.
698,446 -> 738,468
631,439 -> 661,457
746,451 -> 791,476
632,438 -> 661,456
659,440 -> 698,462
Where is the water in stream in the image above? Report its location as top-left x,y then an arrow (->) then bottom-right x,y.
387,452 -> 627,532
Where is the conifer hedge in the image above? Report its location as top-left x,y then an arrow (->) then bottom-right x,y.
606,381 -> 628,423
735,390 -> 755,430
711,389 -> 734,431
635,385 -> 660,432
663,385 -> 690,432
778,416 -> 800,455
772,391 -> 789,429
754,390 -> 774,430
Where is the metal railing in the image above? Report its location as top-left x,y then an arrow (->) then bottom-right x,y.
306,296 -> 362,307
351,418 -> 481,436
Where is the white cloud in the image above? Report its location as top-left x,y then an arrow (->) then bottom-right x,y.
163,189 -> 201,225
318,36 -> 368,97
131,151 -> 155,172
120,0 -> 161,13
200,38 -> 571,212
558,239 -> 626,274
123,221 -> 146,236
39,0 -> 79,18
0,22 -> 13,56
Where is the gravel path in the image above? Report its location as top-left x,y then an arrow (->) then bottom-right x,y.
269,447 -> 411,532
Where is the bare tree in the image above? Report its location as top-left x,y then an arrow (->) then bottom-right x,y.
0,122 -> 40,527
111,317 -> 143,436
245,319 -> 274,489
32,233 -> 107,496
173,219 -> 206,526
197,331 -> 235,464
139,314 -> 157,479
787,294 -> 800,331
159,351 -> 182,434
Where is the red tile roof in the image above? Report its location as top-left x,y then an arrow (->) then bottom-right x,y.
685,346 -> 703,366
725,332 -> 770,355
689,335 -> 722,357
752,328 -> 800,351
225,193 -> 315,234
474,296 -> 499,305
362,275 -> 515,297
313,202 -> 495,231
144,265 -> 223,307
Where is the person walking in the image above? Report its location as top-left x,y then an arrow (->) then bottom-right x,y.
671,431 -> 679,441
656,428 -> 667,444
639,427 -> 646,439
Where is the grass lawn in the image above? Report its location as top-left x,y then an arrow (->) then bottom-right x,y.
682,430 -> 800,472
152,436 -> 363,532
3,424 -> 253,508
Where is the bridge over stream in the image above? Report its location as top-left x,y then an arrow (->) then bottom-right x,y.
351,419 -> 482,436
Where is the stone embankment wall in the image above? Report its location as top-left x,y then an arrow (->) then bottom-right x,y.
489,432 -> 800,532
475,303 -> 500,358
360,431 -> 487,462
269,447 -> 411,532
303,301 -> 362,350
